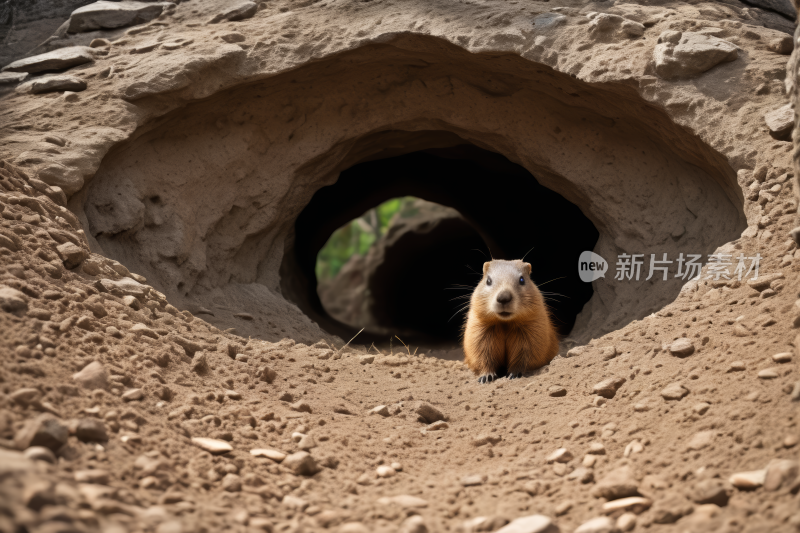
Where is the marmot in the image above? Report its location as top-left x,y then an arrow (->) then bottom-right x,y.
463,259 -> 559,383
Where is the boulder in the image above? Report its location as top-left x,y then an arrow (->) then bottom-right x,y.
68,1 -> 173,32
654,31 -> 738,79
764,104 -> 793,139
2,46 -> 94,74
17,75 -> 87,95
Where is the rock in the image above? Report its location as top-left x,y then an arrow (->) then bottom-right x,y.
693,402 -> 710,415
376,495 -> 429,508
768,35 -> 794,54
0,72 -> 27,85
566,467 -> 594,483
460,474 -> 486,486
211,1 -> 258,23
10,388 -> 40,406
297,434 -> 316,450
602,497 -> 652,515
546,448 -> 573,463
250,448 -> 286,462
472,434 -> 502,447
764,459 -> 799,491
399,515 -> 428,533
747,273 -> 784,291
23,446 -> 57,464
758,368 -> 779,379
68,1 -> 172,32
76,418 -> 107,442
459,517 -> 511,533
290,401 -> 312,413
74,469 -> 110,484
660,382 -> 688,400
548,386 -> 567,397
359,355 -> 374,365
654,31 -> 738,79
588,13 -> 644,38
414,402 -> 444,424
2,47 -> 95,74
282,451 -> 318,476
191,437 -> 233,454
590,466 -> 639,500
376,465 -> 396,478
765,104 -> 794,138
18,76 -> 87,95
426,420 -> 449,431
0,286 -> 27,313
623,440 -> 644,458
773,352 -> 793,363
191,352 -> 209,374
73,361 -> 108,390
686,431 -> 714,450
495,515 -> 558,533
691,479 -> 732,505
729,470 -> 766,489
99,277 -> 149,297
370,405 -> 390,417
14,414 -> 68,452
669,338 -> 695,357
616,513 -> 636,532
588,442 -> 606,455
729,361 -> 746,371
599,346 -> 617,360
130,323 -> 158,338
221,473 -> 242,492
122,388 -> 144,401
574,516 -> 616,533
651,492 -> 693,524
593,377 -> 626,399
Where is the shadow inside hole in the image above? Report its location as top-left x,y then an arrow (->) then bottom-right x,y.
291,144 -> 600,346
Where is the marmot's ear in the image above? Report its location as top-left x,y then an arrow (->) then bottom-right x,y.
524,262 -> 532,274
483,262 -> 491,274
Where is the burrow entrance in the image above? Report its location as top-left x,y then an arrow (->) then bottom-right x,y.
295,146 -> 598,346
79,35 -> 747,347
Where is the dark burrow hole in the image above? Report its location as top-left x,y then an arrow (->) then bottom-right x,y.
289,145 -> 599,347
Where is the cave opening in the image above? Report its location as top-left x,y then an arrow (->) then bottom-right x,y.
293,145 -> 599,347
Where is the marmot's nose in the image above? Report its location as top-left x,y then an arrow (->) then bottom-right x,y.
496,290 -> 512,304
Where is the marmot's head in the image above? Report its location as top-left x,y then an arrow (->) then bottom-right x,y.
471,259 -> 543,323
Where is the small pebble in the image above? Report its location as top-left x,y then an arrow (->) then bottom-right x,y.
376,465 -> 396,478
122,388 -> 144,401
587,442 -> 606,455
729,470 -> 766,489
192,437 -> 233,454
546,448 -> 573,463
23,446 -> 56,464
758,368 -> 779,379
460,474 -> 486,486
773,352 -> 793,363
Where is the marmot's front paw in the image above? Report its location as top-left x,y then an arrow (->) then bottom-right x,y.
478,372 -> 497,384
507,371 -> 523,380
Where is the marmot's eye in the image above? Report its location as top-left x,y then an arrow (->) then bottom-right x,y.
519,276 -> 525,285
486,276 -> 492,286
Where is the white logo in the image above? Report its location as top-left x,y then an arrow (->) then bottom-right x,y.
579,251 -> 607,282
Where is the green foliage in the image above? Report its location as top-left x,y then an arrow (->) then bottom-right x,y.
316,196 -> 418,281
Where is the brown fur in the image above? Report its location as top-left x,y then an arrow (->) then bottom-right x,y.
463,259 -> 559,380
